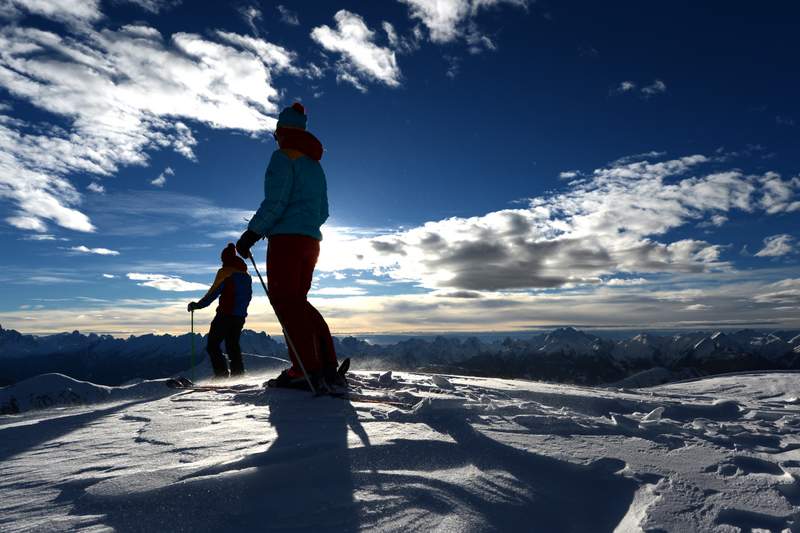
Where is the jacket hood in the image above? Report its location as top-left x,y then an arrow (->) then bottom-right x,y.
277,127 -> 323,161
221,244 -> 247,271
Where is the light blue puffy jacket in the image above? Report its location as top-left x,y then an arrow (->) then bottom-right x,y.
247,148 -> 329,241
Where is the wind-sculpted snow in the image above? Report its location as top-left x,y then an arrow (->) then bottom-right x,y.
1,371 -> 799,531
0,373 -> 172,414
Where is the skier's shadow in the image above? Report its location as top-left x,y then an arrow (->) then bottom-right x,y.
68,392 -> 365,533
171,389 -> 367,532
254,390 -> 367,532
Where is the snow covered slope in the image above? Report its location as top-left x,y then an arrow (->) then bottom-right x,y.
1,371 -> 799,532
0,373 -> 171,414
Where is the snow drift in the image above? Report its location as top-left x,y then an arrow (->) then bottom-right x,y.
1,370 -> 799,531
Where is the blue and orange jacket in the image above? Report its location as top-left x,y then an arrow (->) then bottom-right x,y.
195,261 -> 253,317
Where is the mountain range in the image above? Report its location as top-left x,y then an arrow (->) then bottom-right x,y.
1,325 -> 798,387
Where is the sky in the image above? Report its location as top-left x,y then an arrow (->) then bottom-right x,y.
0,0 -> 798,336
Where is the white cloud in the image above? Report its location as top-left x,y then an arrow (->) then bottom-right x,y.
238,5 -> 262,35
355,279 -> 383,286
316,154 -> 799,292
70,245 -> 120,255
465,22 -> 497,53
616,80 -> 667,98
335,71 -> 368,93
606,277 -> 648,286
6,213 -> 48,232
642,79 -> 667,96
277,5 -> 299,26
444,54 -> 460,78
698,214 -> 728,228
399,0 -> 469,43
151,166 -> 174,188
0,0 -> 102,27
87,182 -> 105,194
85,190 -> 252,237
383,21 -> 399,47
207,230 -> 242,240
311,287 -> 369,297
753,278 -> 800,306
617,81 -> 636,92
126,272 -> 207,291
759,173 -> 800,214
102,273 -> 115,278
20,233 -> 56,241
3,271 -> 799,335
398,0 -> 528,45
559,170 -> 579,179
120,0 -> 181,13
0,15 -> 299,233
215,31 -> 299,74
755,234 -> 795,257
311,10 -> 401,89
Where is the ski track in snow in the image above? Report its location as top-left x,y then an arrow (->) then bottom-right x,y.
1,372 -> 799,532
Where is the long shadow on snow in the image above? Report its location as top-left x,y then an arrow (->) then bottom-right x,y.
347,410 -> 639,532
237,392 -> 641,531
70,392 -> 640,532
0,400 -> 152,463
71,390 -> 364,533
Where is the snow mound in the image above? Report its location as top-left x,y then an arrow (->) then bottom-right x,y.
0,373 -> 169,414
1,370 -> 799,532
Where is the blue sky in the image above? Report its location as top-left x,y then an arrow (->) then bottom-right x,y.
0,0 -> 798,336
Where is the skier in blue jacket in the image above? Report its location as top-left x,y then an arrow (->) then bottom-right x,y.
236,102 -> 340,390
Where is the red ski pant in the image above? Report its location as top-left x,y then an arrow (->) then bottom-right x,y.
267,234 -> 337,374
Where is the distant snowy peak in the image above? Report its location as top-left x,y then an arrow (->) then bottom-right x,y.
538,327 -> 603,355
612,333 -> 668,361
1,325 -> 798,388
687,331 -> 792,362
0,326 -> 283,360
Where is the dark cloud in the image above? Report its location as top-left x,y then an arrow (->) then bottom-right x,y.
372,239 -> 407,255
505,213 -> 531,236
419,232 -> 444,250
436,290 -> 482,299
431,241 -> 509,266
473,298 -> 528,309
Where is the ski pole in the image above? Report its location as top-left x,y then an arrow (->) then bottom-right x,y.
190,309 -> 195,382
248,253 -> 317,395
240,352 -> 292,364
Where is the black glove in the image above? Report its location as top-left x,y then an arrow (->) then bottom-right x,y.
187,302 -> 197,312
236,229 -> 261,258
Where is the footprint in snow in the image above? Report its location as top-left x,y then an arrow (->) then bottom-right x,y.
709,455 -> 784,476
120,414 -> 150,423
708,456 -> 800,506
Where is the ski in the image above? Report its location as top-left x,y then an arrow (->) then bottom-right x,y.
166,377 -> 260,394
174,386 -> 261,393
328,392 -> 415,409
